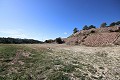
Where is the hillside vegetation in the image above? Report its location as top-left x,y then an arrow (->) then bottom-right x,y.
0,44 -> 120,80
65,26 -> 120,46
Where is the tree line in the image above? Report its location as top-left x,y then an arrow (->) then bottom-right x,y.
100,21 -> 120,28
45,37 -> 64,44
73,21 -> 120,34
0,37 -> 43,44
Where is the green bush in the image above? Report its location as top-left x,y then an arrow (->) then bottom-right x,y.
100,22 -> 107,28
73,27 -> 79,34
55,37 -> 64,44
83,25 -> 89,30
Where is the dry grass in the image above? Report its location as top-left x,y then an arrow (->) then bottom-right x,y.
0,44 -> 120,80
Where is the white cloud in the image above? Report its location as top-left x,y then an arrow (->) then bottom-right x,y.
64,32 -> 67,35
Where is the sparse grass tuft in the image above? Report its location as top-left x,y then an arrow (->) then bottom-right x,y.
87,65 -> 97,74
53,59 -> 63,65
61,64 -> 76,73
96,51 -> 108,57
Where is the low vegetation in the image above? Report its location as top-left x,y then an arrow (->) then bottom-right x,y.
73,27 -> 79,34
0,37 -> 43,44
82,25 -> 96,30
0,44 -> 119,80
74,21 -> 120,31
55,37 -> 64,44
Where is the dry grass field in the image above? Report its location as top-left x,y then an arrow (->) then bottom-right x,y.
0,44 -> 120,80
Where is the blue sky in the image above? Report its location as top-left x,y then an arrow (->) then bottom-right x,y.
0,0 -> 120,41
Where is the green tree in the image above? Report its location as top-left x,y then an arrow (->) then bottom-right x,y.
45,39 -> 54,43
116,21 -> 120,25
55,37 -> 63,44
89,25 -> 96,29
0,37 -> 42,44
73,27 -> 79,34
100,22 -> 107,28
109,22 -> 116,27
83,25 -> 89,30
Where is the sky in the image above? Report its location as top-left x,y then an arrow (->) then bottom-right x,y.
0,0 -> 120,41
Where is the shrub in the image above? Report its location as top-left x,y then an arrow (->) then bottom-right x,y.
89,25 -> 96,29
116,21 -> 120,25
73,27 -> 79,34
109,22 -> 116,27
109,21 -> 120,27
83,25 -> 89,30
100,22 -> 107,28
55,37 -> 64,44
45,39 -> 55,43
90,30 -> 95,33
83,25 -> 96,30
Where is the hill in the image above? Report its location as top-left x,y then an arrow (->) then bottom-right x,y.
65,26 -> 120,46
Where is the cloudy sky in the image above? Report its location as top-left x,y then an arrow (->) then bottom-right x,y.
0,0 -> 120,41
